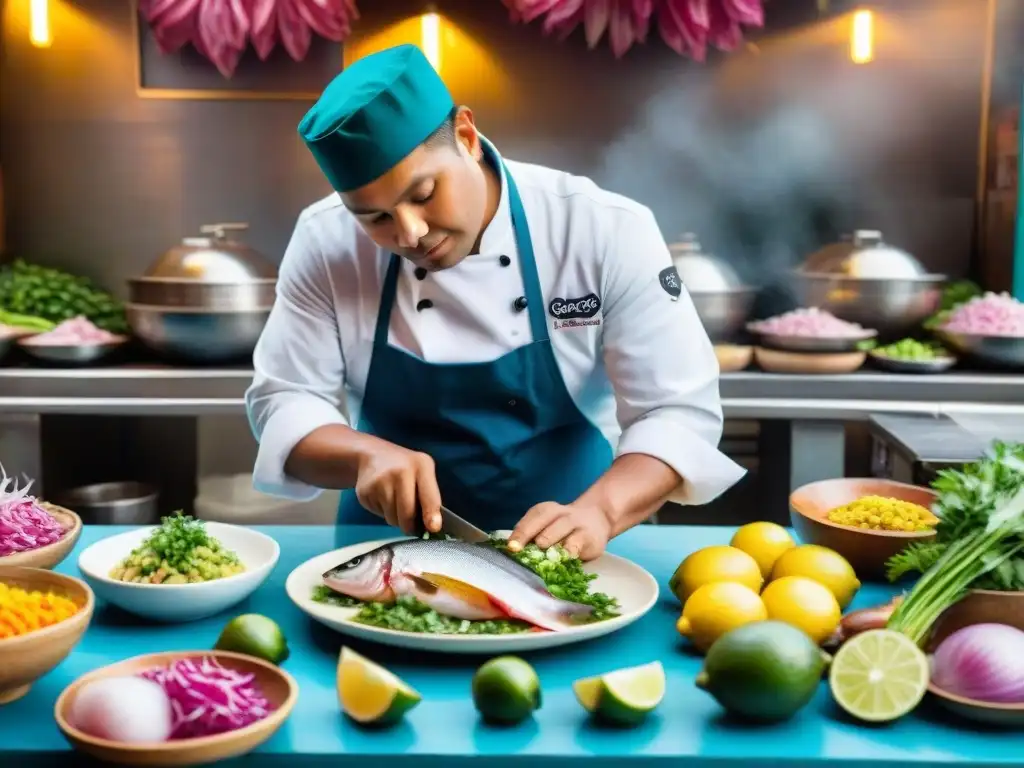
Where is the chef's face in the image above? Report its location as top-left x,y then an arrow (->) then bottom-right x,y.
341,107 -> 491,271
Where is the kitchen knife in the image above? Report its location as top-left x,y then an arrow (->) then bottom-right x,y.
415,504 -> 490,543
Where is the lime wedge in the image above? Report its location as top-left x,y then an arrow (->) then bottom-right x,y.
828,629 -> 929,723
337,646 -> 422,726
572,661 -> 665,726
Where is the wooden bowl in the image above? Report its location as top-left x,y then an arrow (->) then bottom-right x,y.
0,503 -> 82,570
789,477 -> 938,581
0,565 -> 94,704
927,683 -> 1024,727
715,344 -> 753,372
55,650 -> 299,766
754,347 -> 866,374
927,589 -> 1024,650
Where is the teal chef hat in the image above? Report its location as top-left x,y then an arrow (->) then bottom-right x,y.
298,44 -> 455,193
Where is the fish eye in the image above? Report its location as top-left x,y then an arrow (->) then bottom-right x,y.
343,556 -> 363,569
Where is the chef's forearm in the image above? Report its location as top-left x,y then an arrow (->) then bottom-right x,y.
574,453 -> 682,537
284,424 -> 385,490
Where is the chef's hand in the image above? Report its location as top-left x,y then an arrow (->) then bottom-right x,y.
506,502 -> 612,561
355,442 -> 442,535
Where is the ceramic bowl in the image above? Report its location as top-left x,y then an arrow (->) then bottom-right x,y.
789,477 -> 938,581
927,683 -> 1024,728
926,589 -> 1024,650
16,335 -> 130,366
0,504 -> 82,570
714,344 -> 753,372
0,565 -> 94,704
76,522 -> 279,623
54,650 -> 298,766
754,347 -> 867,374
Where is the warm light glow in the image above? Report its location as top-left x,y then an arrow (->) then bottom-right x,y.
421,12 -> 441,71
29,0 -> 52,47
850,9 -> 874,64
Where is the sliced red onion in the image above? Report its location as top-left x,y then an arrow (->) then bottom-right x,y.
748,307 -> 869,338
940,292 -> 1024,338
932,623 -> 1024,704
0,467 -> 64,557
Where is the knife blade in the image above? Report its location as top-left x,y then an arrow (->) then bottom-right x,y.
415,504 -> 490,543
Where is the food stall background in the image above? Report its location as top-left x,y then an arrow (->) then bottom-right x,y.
0,0 -> 1019,525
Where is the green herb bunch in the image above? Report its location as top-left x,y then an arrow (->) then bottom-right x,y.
132,513 -> 211,574
886,441 -> 1024,646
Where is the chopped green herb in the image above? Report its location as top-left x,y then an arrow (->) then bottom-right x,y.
310,535 -> 620,634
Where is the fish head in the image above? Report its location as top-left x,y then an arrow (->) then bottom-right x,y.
322,545 -> 395,601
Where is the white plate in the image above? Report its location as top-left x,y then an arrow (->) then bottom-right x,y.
77,522 -> 280,623
284,534 -> 660,654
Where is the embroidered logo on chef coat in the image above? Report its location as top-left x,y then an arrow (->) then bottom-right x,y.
548,293 -> 602,329
659,266 -> 682,300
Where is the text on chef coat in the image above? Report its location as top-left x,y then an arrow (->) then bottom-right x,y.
548,293 -> 602,329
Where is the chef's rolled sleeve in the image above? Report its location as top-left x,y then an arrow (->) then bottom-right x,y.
245,217 -> 349,501
601,207 -> 747,506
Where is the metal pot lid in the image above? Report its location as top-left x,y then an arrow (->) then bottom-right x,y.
139,223 -> 278,283
667,233 -> 747,292
800,230 -> 933,279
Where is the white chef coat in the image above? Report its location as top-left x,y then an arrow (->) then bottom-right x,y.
245,139 -> 747,509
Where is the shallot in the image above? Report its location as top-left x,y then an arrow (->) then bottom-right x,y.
931,623 -> 1024,703
139,656 -> 274,739
503,0 -> 765,59
748,308 -> 870,338
939,292 -> 1024,338
0,467 -> 65,557
19,316 -> 123,347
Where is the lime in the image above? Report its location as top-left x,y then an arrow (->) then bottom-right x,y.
668,546 -> 763,604
696,620 -> 830,723
472,656 -> 541,725
760,576 -> 842,645
214,614 -> 290,665
730,522 -> 796,580
676,582 -> 767,653
573,661 -> 665,726
828,629 -> 929,723
770,544 -> 861,610
337,646 -> 422,726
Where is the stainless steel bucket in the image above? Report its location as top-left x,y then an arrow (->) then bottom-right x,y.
53,481 -> 160,525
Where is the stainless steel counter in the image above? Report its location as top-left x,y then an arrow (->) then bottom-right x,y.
1,366 -> 1021,500
0,366 -> 1021,416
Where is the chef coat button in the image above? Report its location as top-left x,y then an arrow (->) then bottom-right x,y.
508,399 -> 517,407
499,255 -> 511,267
414,267 -> 428,280
416,299 -> 433,311
513,296 -> 528,312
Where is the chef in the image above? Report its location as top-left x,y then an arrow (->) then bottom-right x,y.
245,43 -> 746,560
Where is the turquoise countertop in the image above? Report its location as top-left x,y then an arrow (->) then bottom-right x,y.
2,524 -> 1023,767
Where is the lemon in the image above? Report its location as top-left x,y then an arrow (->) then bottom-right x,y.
668,546 -> 763,604
769,544 -> 861,610
760,576 -> 841,645
676,582 -> 768,653
829,629 -> 929,722
729,522 -> 796,580
337,646 -> 422,726
573,661 -> 665,726
472,656 -> 541,725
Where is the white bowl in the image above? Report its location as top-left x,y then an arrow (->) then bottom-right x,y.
76,522 -> 280,623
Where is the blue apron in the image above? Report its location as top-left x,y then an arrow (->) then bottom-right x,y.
336,144 -> 614,536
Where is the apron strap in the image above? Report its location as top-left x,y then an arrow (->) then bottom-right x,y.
374,254 -> 402,349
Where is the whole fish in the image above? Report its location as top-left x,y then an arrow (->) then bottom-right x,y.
322,538 -> 595,631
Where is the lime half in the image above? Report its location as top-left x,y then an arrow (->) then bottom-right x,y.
337,646 -> 422,726
829,629 -> 929,723
573,661 -> 665,726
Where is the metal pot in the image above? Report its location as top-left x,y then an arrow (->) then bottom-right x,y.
668,233 -> 756,342
794,230 -> 946,339
127,223 -> 278,362
52,481 -> 159,525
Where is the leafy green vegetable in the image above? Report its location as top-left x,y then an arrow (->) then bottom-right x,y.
0,259 -> 127,333
311,535 -> 620,635
886,441 -> 1024,646
922,280 -> 982,330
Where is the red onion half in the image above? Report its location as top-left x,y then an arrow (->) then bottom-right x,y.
931,623 -> 1024,703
